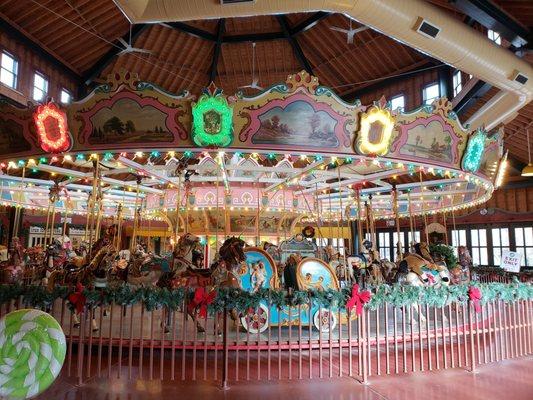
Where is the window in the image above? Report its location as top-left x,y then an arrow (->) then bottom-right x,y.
451,229 -> 467,248
390,95 -> 405,111
491,228 -> 510,266
453,71 -> 462,97
488,29 -> 501,45
378,231 -> 391,261
514,227 -> 533,267
32,72 -> 48,102
60,89 -> 71,104
407,231 -> 421,250
331,238 -> 345,255
0,51 -> 18,89
423,83 -> 440,105
470,229 -> 488,266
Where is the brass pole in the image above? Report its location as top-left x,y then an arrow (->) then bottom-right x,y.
356,187 -> 363,250
393,186 -> 402,261
419,170 -> 429,244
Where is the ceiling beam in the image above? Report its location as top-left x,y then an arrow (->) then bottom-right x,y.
82,24 -> 149,87
291,12 -> 331,36
276,15 -> 313,74
449,0 -> 530,48
162,22 -> 216,41
209,19 -> 226,84
453,79 -> 492,116
342,61 -> 446,101
163,12 -> 330,44
0,15 -> 80,82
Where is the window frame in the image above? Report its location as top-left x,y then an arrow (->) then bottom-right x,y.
514,226 -> 533,267
422,82 -> 440,105
60,88 -> 72,105
32,71 -> 49,102
0,50 -> 19,90
487,29 -> 501,45
448,222 -> 533,268
453,70 -> 462,97
390,94 -> 406,112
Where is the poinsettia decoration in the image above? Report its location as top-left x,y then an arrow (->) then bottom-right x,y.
33,102 -> 72,153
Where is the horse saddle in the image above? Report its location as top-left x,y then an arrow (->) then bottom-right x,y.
186,267 -> 212,278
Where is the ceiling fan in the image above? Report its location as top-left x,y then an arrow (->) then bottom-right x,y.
117,26 -> 152,56
239,42 -> 264,91
329,19 -> 369,44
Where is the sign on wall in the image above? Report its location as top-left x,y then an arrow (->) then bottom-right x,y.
500,250 -> 523,273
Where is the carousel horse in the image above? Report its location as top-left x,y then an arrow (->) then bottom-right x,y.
167,236 -> 246,333
344,240 -> 395,286
450,245 -> 472,285
398,242 -> 450,287
0,237 -> 26,284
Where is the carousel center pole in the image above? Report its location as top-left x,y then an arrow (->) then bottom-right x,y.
88,158 -> 99,258
393,184 -> 402,261
47,190 -> 57,245
337,165 -> 348,279
43,200 -> 52,246
355,187 -> 363,252
12,166 -> 25,238
175,170 -> 182,241
255,183 -> 260,247
419,170 -> 429,244
130,176 -> 141,253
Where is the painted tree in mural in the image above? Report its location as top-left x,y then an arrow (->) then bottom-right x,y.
125,120 -> 136,133
103,116 -> 125,135
309,114 -> 321,137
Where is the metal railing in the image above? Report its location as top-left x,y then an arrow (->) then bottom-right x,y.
0,295 -> 530,387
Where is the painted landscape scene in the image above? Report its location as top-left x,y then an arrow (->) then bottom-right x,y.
252,100 -> 339,147
88,98 -> 174,144
399,121 -> 453,162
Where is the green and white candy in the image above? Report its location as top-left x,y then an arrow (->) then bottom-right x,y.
0,309 -> 66,399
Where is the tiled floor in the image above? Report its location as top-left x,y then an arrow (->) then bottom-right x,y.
39,357 -> 532,400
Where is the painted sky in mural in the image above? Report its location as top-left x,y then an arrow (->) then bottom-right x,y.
252,100 -> 339,147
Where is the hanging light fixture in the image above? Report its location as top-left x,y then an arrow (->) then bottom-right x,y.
522,127 -> 533,177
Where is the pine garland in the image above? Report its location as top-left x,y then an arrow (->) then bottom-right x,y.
0,280 -> 531,314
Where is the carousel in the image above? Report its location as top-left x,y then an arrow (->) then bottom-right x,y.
0,69 -> 507,335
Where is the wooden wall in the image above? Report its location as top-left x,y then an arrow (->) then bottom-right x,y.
0,32 -> 78,105
358,69 -> 440,111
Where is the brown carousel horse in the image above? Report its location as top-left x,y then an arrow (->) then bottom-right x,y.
46,226 -> 117,289
159,236 -> 246,333
397,242 -> 450,287
0,237 -> 26,284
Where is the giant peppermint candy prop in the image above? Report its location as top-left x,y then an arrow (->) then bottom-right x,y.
0,309 -> 66,399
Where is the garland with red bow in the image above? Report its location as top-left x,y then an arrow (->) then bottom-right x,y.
67,283 -> 86,314
187,287 -> 217,318
468,286 -> 482,313
346,284 -> 371,315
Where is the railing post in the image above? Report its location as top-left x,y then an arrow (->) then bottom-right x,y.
468,301 -> 476,373
221,308 -> 229,390
361,309 -> 368,384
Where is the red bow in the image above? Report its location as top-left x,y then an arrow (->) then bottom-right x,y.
68,282 -> 86,314
187,287 -> 216,318
468,286 -> 482,313
346,284 -> 371,315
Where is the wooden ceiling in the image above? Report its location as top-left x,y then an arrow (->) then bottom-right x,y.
0,0 -> 532,166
